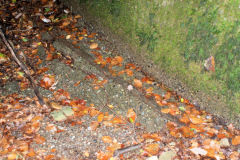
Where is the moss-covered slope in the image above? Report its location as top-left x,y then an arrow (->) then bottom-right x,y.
66,0 -> 240,118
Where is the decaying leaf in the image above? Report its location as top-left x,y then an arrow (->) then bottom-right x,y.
133,79 -> 142,88
127,108 -> 136,123
143,143 -> 160,155
102,136 -> 113,143
232,135 -> 240,145
90,43 -> 98,49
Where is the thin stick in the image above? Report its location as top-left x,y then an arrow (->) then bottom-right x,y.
0,26 -> 45,106
113,143 -> 142,157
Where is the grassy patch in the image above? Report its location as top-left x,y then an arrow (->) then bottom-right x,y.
81,0 -> 240,114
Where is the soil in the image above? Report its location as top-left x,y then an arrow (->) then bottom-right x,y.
61,0 -> 240,128
1,0 -> 240,159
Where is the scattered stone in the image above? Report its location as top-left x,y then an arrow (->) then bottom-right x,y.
159,150 -> 176,160
146,156 -> 158,160
220,138 -> 230,147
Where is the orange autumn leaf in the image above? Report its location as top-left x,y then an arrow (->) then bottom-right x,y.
89,108 -> 100,117
51,148 -> 56,152
40,74 -> 55,89
189,114 -> 206,125
162,108 -> 172,114
232,135 -> 240,145
74,80 -> 81,86
229,151 -> 240,160
111,117 -> 126,124
145,87 -> 153,97
90,121 -> 99,130
61,21 -> 70,27
164,92 -> 171,100
203,139 -> 220,152
125,63 -> 136,70
97,151 -> 112,160
141,76 -> 153,84
46,53 -> 53,61
166,121 -> 177,130
102,136 -> 113,143
45,154 -> 55,160
127,108 -> 136,123
133,79 -> 142,88
46,124 -> 56,132
98,113 -> 104,122
8,152 -> 17,160
118,70 -> 125,76
125,69 -> 133,76
142,133 -> 161,141
106,142 -> 121,152
88,33 -> 97,38
27,148 -> 36,157
111,56 -> 123,66
34,135 -> 46,144
78,36 -> 84,40
90,43 -> 98,49
204,56 -> 215,72
180,126 -> 195,138
17,141 -> 29,152
144,143 -> 160,155
179,114 -> 190,124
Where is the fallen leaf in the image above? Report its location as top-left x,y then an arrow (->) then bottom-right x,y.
164,92 -> 171,100
127,108 -> 136,123
90,43 -> 98,49
102,136 -> 113,143
98,113 -> 104,122
232,135 -> 240,145
66,35 -> 71,39
45,154 -> 55,160
34,135 -> 45,144
40,74 -> 55,89
27,148 -> 36,157
50,102 -> 62,110
111,117 -> 126,124
144,144 -> 160,155
111,56 -> 123,66
7,152 -> 18,160
0,53 -> 8,64
51,110 -> 66,121
204,56 -> 215,72
133,79 -> 142,88
90,121 -> 99,130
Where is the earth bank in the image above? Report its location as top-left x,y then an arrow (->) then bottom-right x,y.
60,0 -> 240,128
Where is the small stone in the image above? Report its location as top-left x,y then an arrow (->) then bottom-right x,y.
146,156 -> 158,160
127,85 -> 133,91
159,150 -> 176,160
220,138 -> 230,147
169,142 -> 176,146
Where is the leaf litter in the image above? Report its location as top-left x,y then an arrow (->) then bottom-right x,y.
0,0 -> 239,159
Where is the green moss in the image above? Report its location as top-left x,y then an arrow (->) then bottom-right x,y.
82,0 -> 240,113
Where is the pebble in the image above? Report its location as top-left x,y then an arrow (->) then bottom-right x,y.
159,150 -> 177,160
220,138 -> 230,147
146,156 -> 158,160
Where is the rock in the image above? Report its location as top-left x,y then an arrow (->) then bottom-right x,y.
146,156 -> 158,160
220,138 -> 230,147
159,150 -> 176,160
41,32 -> 53,41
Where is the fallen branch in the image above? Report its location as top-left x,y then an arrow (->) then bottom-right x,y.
113,143 -> 142,157
0,25 -> 45,106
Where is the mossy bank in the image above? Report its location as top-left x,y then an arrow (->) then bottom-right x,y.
60,0 -> 240,126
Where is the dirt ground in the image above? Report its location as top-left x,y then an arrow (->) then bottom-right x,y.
0,0 -> 240,160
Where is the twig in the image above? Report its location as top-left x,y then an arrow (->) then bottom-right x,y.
0,25 -> 46,106
113,143 -> 142,157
